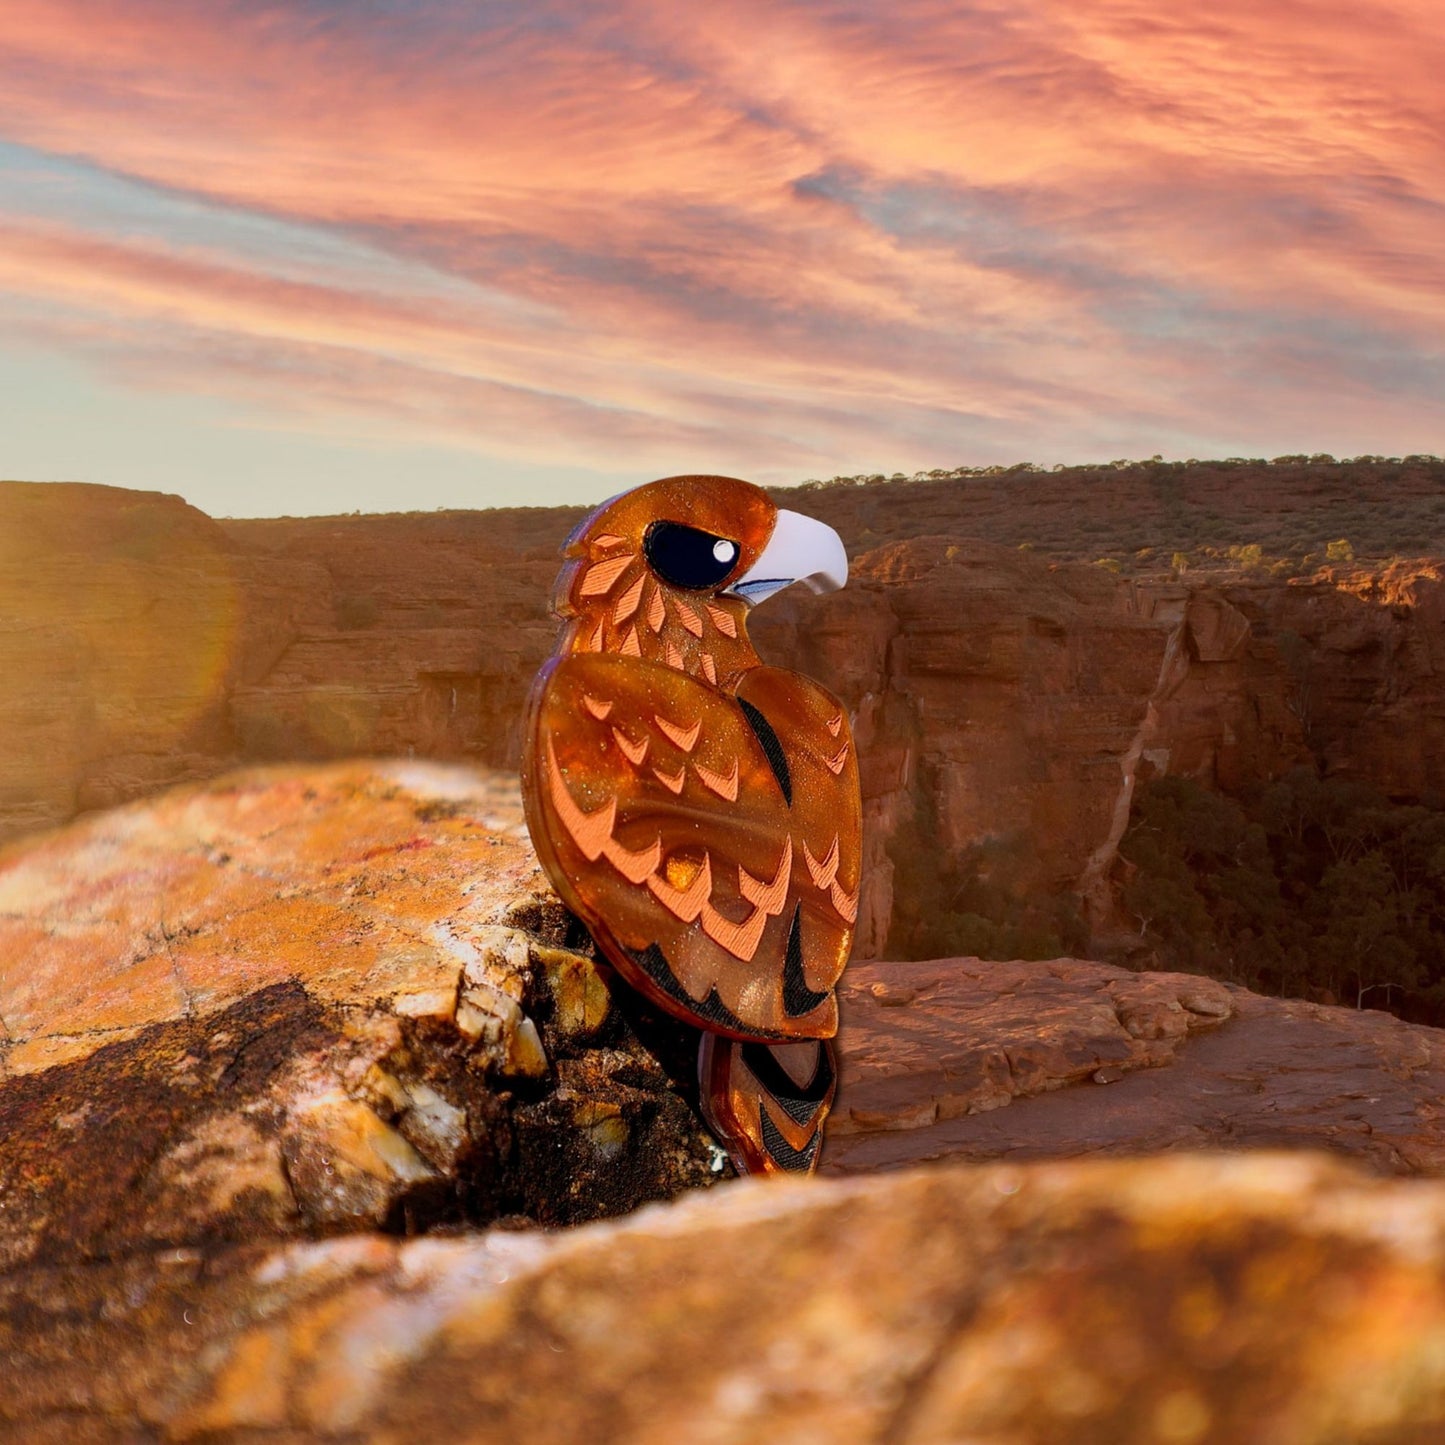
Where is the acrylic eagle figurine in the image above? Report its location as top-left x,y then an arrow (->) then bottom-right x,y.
521,474 -> 861,1175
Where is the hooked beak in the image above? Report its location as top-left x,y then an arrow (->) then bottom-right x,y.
726,509 -> 848,605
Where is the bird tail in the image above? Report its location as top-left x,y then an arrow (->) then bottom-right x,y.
698,1033 -> 837,1175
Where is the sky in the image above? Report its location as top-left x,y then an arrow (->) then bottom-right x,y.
1,0 -> 1442,518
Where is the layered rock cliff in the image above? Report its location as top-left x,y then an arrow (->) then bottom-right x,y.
4,475 -> 1442,953
759,544 -> 1315,951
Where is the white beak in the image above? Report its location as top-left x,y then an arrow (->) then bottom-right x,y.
727,509 -> 849,604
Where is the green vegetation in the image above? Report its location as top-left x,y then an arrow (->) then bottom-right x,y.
785,456 -> 1445,577
887,829 -> 1089,964
1120,772 -> 1445,1017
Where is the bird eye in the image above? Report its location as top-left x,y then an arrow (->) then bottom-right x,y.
644,521 -> 743,591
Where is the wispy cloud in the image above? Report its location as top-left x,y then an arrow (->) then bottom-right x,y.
0,0 -> 1441,512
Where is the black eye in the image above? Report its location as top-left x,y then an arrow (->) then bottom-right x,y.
643,520 -> 741,591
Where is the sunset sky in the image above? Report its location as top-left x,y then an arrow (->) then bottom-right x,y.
2,0 -> 1442,517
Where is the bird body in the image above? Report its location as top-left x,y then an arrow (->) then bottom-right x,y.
522,475 -> 860,1174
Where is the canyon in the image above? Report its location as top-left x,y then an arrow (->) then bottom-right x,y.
4,463 -> 1444,956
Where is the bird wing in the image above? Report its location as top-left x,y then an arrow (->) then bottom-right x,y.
522,653 -> 861,1040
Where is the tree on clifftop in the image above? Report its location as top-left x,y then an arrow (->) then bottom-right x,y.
1119,772 -> 1445,1019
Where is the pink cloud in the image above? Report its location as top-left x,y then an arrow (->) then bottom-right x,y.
0,0 -> 1440,492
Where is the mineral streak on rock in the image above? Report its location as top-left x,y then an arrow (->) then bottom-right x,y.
6,1154 -> 1445,1441
0,761 -> 724,1269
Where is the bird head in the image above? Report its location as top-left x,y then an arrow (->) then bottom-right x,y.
551,475 -> 847,689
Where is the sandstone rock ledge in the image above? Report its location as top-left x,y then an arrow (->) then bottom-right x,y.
830,955 -> 1235,1136
9,763 -> 1445,1441
828,958 -> 1445,1179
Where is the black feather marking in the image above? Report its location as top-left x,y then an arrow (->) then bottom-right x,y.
632,943 -> 781,1038
738,697 -> 792,805
758,1101 -> 820,1172
740,1038 -> 834,1126
780,903 -> 830,1017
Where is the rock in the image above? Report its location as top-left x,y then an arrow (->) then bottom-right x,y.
9,765 -> 1445,1438
1220,561 -> 1445,797
0,484 -> 248,841
826,957 -> 1445,1179
828,957 -> 1233,1139
0,760 -> 723,1269
762,544 -> 1312,947
0,482 -> 573,847
6,1154 -> 1445,1440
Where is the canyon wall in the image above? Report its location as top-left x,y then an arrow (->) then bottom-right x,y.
4,480 -> 1441,954
759,543 -> 1312,952
0,483 -> 572,833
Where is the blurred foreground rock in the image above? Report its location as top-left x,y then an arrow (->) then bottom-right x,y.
6,1154 -> 1445,1441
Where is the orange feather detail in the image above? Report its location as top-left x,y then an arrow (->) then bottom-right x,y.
652,763 -> 686,794
579,553 -> 635,596
701,901 -> 770,963
829,881 -> 859,924
546,738 -> 662,885
612,728 -> 649,765
694,758 -> 739,801
612,573 -> 645,624
673,597 -> 704,636
803,836 -> 840,891
705,602 -> 737,638
655,715 -> 702,752
739,837 -> 792,915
